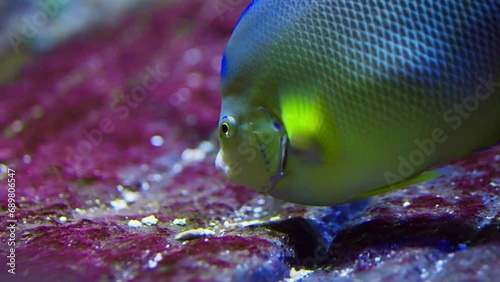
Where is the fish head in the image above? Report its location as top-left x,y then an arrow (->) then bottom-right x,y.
215,97 -> 288,193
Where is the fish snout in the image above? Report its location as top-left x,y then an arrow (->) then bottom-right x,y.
215,150 -> 229,176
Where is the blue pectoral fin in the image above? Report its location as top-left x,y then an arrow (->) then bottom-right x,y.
356,169 -> 443,199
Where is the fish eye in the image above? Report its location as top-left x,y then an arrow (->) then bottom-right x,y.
220,116 -> 237,138
221,123 -> 229,134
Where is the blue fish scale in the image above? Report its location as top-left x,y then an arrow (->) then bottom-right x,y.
223,0 -> 500,150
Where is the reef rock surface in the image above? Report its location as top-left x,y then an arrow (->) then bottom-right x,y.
0,1 -> 498,281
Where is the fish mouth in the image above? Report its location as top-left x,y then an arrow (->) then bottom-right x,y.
214,134 -> 288,193
215,150 -> 229,176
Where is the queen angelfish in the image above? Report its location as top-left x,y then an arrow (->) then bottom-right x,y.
215,0 -> 500,206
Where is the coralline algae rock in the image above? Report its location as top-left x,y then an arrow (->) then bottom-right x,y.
0,1 -> 499,281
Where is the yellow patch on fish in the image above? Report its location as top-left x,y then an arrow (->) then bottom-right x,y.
280,90 -> 338,163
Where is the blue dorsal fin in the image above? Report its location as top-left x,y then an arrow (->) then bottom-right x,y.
234,0 -> 257,28
221,1 -> 258,80
221,53 -> 228,79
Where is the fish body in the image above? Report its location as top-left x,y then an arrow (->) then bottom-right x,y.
216,0 -> 500,206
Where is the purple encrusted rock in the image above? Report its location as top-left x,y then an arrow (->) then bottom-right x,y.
0,1 -> 498,281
